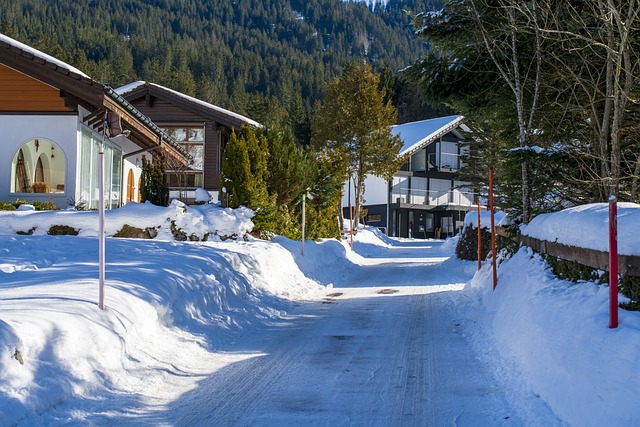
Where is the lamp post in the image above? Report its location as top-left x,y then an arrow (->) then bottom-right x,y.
98,120 -> 130,310
301,189 -> 314,256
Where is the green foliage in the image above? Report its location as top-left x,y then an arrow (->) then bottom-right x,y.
541,256 -> 640,311
312,61 -> 404,226
222,125 -> 277,234
140,155 -> 169,206
1,0 -> 429,144
543,255 -> 603,284
409,0 -> 640,215
0,202 -> 16,211
620,276 -> 640,311
455,225 -> 492,261
0,199 -> 59,211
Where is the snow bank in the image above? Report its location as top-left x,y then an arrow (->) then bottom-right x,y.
463,209 -> 507,230
0,201 -> 254,241
467,247 -> 640,427
0,229 -> 330,424
522,202 -> 640,255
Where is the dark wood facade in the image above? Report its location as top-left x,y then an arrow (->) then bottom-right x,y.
119,83 -> 259,191
0,64 -> 71,112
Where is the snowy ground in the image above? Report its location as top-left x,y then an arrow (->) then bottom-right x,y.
1,203 -> 640,426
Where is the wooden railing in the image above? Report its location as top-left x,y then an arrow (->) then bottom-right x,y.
495,226 -> 640,277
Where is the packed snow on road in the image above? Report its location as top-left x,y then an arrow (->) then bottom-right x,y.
1,202 -> 639,426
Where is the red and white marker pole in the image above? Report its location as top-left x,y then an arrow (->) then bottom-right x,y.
609,196 -> 618,329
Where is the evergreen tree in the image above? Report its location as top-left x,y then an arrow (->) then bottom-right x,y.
140,155 -> 169,206
222,125 -> 276,235
311,61 -> 404,230
0,0 -> 427,126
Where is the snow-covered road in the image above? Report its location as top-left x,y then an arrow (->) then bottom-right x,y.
150,239 -> 559,426
1,228 -> 564,426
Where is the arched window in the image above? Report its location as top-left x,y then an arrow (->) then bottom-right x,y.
11,139 -> 65,194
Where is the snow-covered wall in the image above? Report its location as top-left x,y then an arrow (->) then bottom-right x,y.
342,175 -> 388,207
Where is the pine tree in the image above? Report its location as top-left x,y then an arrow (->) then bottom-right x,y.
140,155 -> 169,206
311,61 -> 404,229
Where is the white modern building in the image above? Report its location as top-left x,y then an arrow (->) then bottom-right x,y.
343,115 -> 478,238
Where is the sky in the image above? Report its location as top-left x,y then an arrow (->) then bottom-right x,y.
1,201 -> 639,425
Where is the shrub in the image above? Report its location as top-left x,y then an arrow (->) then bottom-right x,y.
619,275 -> 640,311
455,225 -> 492,261
48,225 -> 79,236
0,199 -> 59,211
543,255 -> 602,283
113,224 -> 158,239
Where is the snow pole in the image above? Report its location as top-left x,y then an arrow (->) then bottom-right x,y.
477,197 -> 482,271
301,194 -> 306,256
349,204 -> 354,251
489,168 -> 497,290
98,118 -> 106,310
609,196 -> 619,328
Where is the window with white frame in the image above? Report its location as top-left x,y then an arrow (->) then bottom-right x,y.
78,129 -> 122,210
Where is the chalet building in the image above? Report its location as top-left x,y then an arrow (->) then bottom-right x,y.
343,115 -> 477,239
0,33 -> 188,209
116,82 -> 261,204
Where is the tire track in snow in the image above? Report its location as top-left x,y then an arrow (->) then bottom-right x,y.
164,245 -> 562,426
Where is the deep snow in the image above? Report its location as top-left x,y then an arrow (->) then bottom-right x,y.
0,202 -> 639,425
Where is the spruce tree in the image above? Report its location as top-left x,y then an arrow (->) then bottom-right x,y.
222,125 -> 276,235
140,155 -> 169,206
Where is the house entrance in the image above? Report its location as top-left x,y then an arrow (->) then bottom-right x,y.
408,210 -> 434,239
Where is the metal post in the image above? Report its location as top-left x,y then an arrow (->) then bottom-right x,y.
609,196 -> 618,328
99,124 -> 106,310
301,194 -> 306,256
489,168 -> 497,290
477,197 -> 482,271
349,204 -> 354,251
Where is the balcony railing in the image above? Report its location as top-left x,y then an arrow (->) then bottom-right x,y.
391,188 -> 476,207
429,152 -> 460,171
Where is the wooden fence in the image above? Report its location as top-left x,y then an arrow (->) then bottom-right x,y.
495,226 -> 640,277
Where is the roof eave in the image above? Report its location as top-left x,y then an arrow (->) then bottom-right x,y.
399,116 -> 465,158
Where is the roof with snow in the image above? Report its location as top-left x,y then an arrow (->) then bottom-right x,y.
0,32 -> 190,165
392,115 -> 465,156
0,32 -> 90,79
116,81 -> 262,129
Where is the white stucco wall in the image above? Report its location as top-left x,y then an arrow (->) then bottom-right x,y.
120,142 -> 145,205
342,175 -> 388,207
1,112 -> 149,209
1,114 -> 78,207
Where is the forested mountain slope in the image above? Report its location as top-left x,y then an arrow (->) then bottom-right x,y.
0,0 -> 430,130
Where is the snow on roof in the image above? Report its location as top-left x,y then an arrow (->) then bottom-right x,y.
392,115 -> 463,156
0,32 -> 90,79
115,81 -> 261,128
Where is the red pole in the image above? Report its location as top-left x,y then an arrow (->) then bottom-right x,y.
609,196 -> 619,328
477,197 -> 482,270
489,168 -> 497,290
